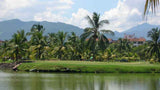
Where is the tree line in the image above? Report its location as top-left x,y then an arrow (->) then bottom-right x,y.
0,12 -> 160,62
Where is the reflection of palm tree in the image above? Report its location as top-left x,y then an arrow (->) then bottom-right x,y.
81,12 -> 114,59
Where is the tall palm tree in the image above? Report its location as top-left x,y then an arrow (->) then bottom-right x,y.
28,24 -> 47,59
81,12 -> 114,59
10,30 -> 27,61
147,28 -> 160,61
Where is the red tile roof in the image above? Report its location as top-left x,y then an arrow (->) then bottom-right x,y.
128,37 -> 146,42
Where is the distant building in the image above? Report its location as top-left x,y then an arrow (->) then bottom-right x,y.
124,33 -> 146,46
0,40 -> 4,46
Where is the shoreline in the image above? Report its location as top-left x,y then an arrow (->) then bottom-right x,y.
13,61 -> 160,73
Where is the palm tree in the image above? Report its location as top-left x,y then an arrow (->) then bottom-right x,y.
147,28 -> 160,61
10,30 -> 27,61
81,12 -> 114,60
54,31 -> 67,60
31,24 -> 45,32
144,0 -> 160,43
115,38 -> 131,58
0,40 -> 10,61
28,24 -> 47,59
67,32 -> 83,60
144,0 -> 159,16
116,38 -> 131,53
139,0 -> 160,44
48,33 -> 57,46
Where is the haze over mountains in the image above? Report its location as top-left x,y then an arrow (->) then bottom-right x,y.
0,19 -> 159,40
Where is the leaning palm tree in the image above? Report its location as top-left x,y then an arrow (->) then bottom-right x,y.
80,12 -> 114,60
147,28 -> 160,62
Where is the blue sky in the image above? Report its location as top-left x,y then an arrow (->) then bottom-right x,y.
71,0 -> 119,15
0,0 -> 159,32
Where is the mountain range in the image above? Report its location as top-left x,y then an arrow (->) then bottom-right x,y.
118,23 -> 160,39
0,19 -> 159,40
0,19 -> 83,40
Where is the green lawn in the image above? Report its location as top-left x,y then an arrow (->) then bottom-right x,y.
17,61 -> 160,73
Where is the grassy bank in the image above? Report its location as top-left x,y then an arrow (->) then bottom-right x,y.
17,61 -> 160,73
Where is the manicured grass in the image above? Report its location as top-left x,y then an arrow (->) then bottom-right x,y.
17,61 -> 160,73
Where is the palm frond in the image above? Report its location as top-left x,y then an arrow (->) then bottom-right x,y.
85,16 -> 95,28
100,30 -> 114,36
99,20 -> 109,27
144,0 -> 159,16
80,31 -> 93,41
84,27 -> 94,32
93,12 -> 100,28
98,34 -> 109,50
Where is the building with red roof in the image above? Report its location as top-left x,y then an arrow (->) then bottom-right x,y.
124,34 -> 146,46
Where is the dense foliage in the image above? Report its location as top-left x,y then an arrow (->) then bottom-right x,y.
0,12 -> 160,62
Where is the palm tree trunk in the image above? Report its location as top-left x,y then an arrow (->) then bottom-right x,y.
16,48 -> 18,61
93,36 -> 97,61
158,50 -> 160,62
38,48 -> 41,59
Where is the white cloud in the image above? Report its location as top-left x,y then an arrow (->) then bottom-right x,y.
34,8 -> 91,28
34,11 -> 68,22
33,0 -> 148,32
0,0 -> 74,20
0,0 -> 36,20
68,8 -> 91,28
59,0 -> 74,5
1,0 -> 35,9
101,0 -> 144,32
1,0 -> 160,33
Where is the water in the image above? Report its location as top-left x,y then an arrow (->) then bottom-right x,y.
0,71 -> 160,90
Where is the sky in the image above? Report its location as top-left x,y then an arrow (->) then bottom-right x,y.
0,0 -> 160,32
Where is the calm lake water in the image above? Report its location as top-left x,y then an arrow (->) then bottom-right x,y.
0,71 -> 160,90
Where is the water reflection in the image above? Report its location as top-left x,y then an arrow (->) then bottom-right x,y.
0,71 -> 160,90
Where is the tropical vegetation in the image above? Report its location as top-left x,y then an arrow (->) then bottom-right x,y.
0,12 -> 160,63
